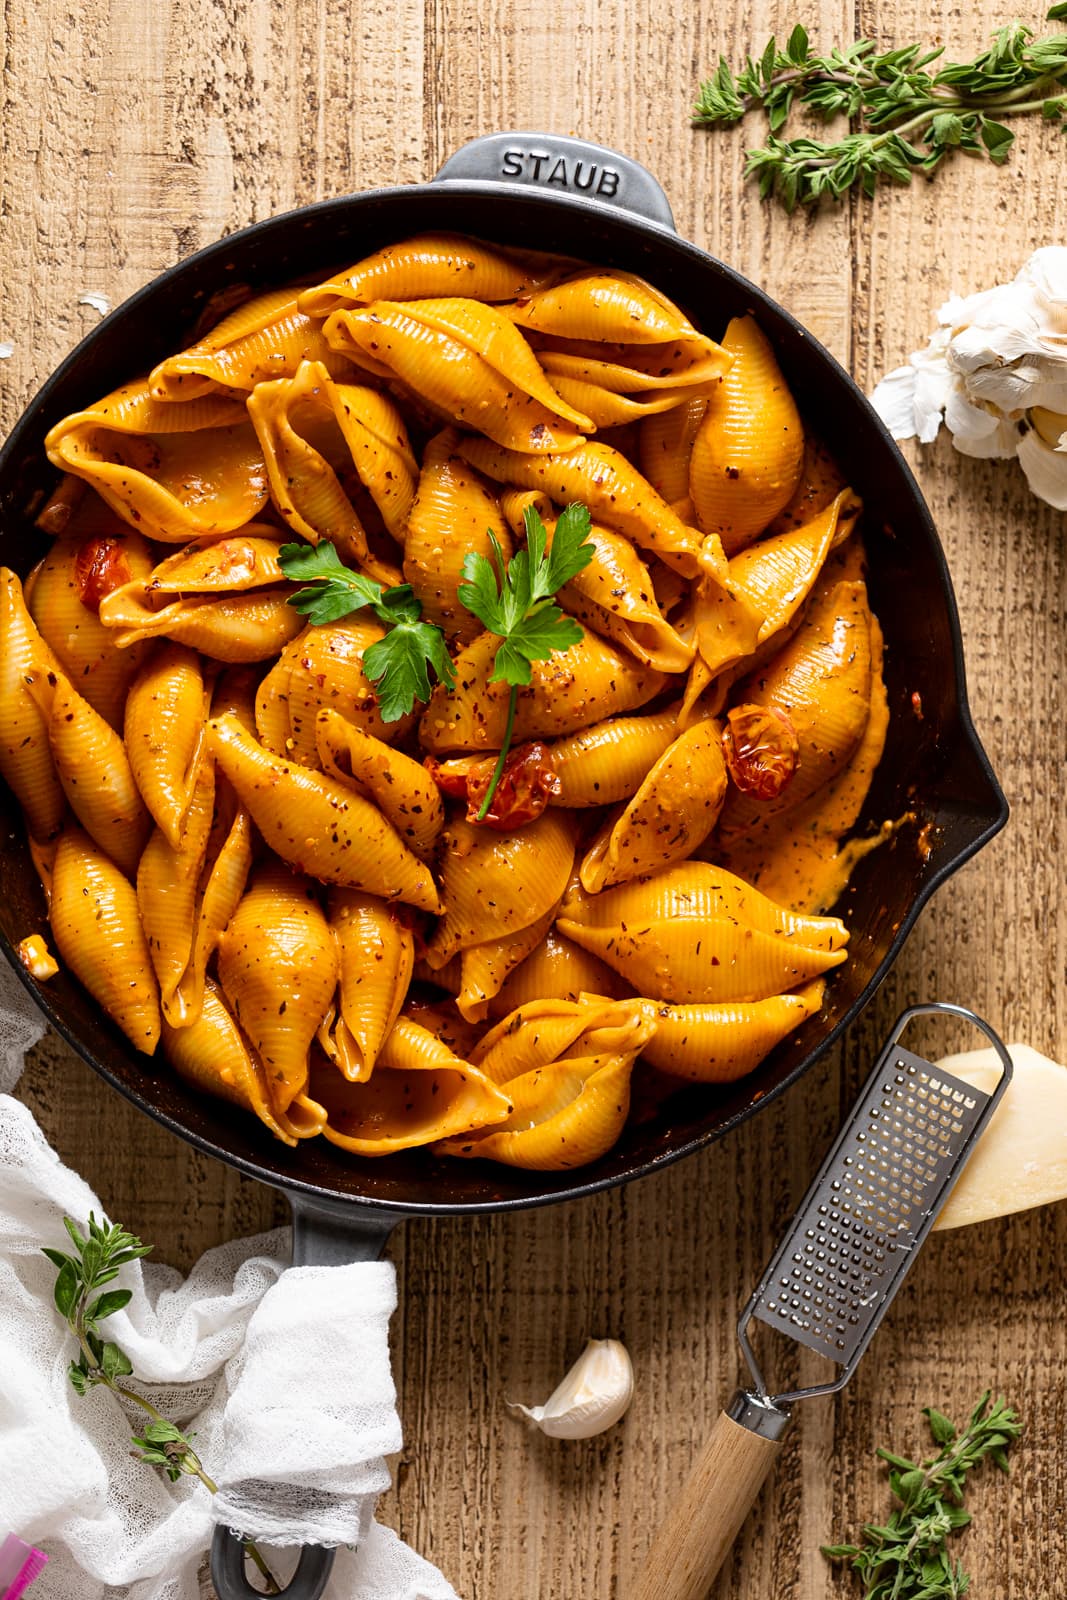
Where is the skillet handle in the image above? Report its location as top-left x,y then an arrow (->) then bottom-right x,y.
433,132 -> 677,231
209,1195 -> 399,1600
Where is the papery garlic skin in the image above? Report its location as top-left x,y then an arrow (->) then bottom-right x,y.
509,1338 -> 634,1439
870,246 -> 1067,507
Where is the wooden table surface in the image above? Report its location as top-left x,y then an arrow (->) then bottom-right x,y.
4,1 -> 1066,1595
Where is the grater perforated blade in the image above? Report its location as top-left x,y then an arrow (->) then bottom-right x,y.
630,1003 -> 1014,1600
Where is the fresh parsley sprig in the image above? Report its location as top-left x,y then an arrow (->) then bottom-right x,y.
823,1391 -> 1022,1599
456,503 -> 595,820
278,540 -> 456,721
695,17 -> 1067,210
44,1213 -> 281,1595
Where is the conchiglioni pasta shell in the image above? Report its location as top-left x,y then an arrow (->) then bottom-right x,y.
0,568 -> 66,840
579,720 -> 727,892
638,396 -> 709,508
137,757 -> 215,1027
689,315 -> 804,555
315,710 -> 444,860
488,931 -> 629,1018
690,572 -> 766,684
317,888 -> 414,1082
322,302 -> 589,454
208,713 -> 441,911
99,586 -> 305,662
419,628 -> 666,754
217,860 -> 339,1113
716,580 -> 873,839
163,979 -> 325,1145
140,528 -> 291,593
472,994 -> 635,1085
536,342 -> 728,395
298,234 -> 560,317
26,667 -> 151,877
764,432 -> 848,537
545,375 -> 709,429
179,796 -> 254,1022
425,810 -> 574,968
543,706 -> 680,807
506,270 -> 717,348
50,825 -> 160,1053
402,429 -> 514,644
635,980 -> 825,1081
434,1049 -> 637,1170
727,488 -> 861,651
124,643 -> 209,848
27,533 -> 154,728
45,383 -> 268,542
457,436 -> 711,578
151,294 -> 354,399
280,618 -> 406,764
555,910 -> 847,1005
455,902 -> 559,1025
554,520 -> 694,673
316,1016 -> 511,1154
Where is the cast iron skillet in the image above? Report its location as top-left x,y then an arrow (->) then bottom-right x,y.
0,134 -> 1006,1597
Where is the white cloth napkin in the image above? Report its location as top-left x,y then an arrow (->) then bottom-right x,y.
0,961 -> 460,1600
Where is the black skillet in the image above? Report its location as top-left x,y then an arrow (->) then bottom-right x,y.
0,134 -> 1007,1598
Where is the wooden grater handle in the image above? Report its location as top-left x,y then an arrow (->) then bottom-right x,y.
629,1403 -> 786,1600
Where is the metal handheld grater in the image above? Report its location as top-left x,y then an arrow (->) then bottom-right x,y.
631,1003 -> 1014,1600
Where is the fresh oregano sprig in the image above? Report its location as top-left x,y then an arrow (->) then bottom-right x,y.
45,1213 -> 281,1596
694,16 -> 1067,210
822,1391 -> 1022,1598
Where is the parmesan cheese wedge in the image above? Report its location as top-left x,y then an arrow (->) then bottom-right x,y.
933,1043 -> 1067,1230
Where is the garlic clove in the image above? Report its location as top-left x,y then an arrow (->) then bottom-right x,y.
508,1337 -> 634,1440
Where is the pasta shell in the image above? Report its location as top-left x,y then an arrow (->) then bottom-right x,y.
425,810 -> 575,968
276,618 -> 408,765
635,980 -> 826,1082
298,234 -> 560,317
434,1047 -> 641,1170
553,518 -> 694,673
45,383 -> 268,541
98,585 -> 305,662
208,712 -> 442,911
316,889 -> 414,1082
137,757 -> 215,1026
472,995 -> 627,1085
217,860 -> 339,1113
0,567 -> 66,840
50,825 -> 160,1052
137,527 -> 291,593
454,902 -> 560,1025
247,361 -> 414,582
457,436 -> 717,578
542,705 -> 681,807
26,667 -> 151,877
315,710 -> 444,859
689,315 -> 805,555
179,794 -> 255,1021
322,300 -> 590,453
315,1016 -> 511,1154
579,720 -> 728,891
557,862 -> 849,1004
488,930 -> 630,1017
27,533 -> 154,728
535,341 -> 728,395
419,628 -> 666,754
638,396 -> 709,507
163,978 -> 326,1144
716,580 -> 873,839
763,432 -> 848,537
402,428 -> 513,643
124,644 -> 209,848
727,488 -> 861,653
150,292 -> 354,398
544,374 -> 708,429
506,270 -> 718,348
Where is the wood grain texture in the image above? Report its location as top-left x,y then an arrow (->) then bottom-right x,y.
2,0 -> 1065,1596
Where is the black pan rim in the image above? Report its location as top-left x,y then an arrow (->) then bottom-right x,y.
0,174 -> 1009,1217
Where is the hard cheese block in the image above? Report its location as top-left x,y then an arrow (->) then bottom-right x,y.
933,1043 -> 1067,1230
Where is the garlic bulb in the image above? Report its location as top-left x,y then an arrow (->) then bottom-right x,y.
508,1338 -> 634,1439
870,246 -> 1067,509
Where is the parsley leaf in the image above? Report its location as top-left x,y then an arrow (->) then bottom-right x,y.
455,503 -> 595,820
278,541 -> 455,721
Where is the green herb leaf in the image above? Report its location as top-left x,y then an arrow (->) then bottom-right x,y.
278,540 -> 455,720
89,1288 -> 133,1322
54,1260 -> 79,1318
101,1340 -> 133,1380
